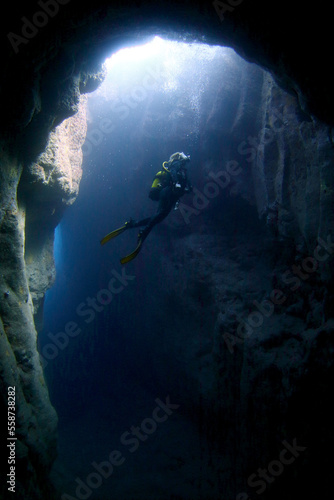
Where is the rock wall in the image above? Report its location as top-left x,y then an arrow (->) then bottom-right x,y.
0,97 -> 87,500
20,95 -> 88,328
0,151 -> 58,499
251,74 -> 334,252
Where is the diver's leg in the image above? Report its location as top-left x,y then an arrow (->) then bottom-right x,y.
135,217 -> 151,227
138,188 -> 175,241
125,217 -> 151,228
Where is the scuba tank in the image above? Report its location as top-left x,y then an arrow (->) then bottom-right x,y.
148,154 -> 190,200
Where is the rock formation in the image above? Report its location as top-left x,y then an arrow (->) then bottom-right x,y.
20,95 -> 87,328
0,95 -> 87,499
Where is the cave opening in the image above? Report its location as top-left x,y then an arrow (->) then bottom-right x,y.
41,35 -> 259,396
1,2 -> 334,499
38,36 -> 271,500
34,34 -> 333,500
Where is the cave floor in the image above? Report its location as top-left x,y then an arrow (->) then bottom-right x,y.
50,383 -> 226,500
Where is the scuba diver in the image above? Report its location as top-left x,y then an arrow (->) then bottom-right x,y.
100,152 -> 192,264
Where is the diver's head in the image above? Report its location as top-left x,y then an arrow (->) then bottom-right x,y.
169,152 -> 191,169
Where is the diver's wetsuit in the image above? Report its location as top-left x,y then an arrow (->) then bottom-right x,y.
132,186 -> 180,239
131,166 -> 191,241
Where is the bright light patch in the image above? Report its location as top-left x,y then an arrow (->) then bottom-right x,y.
99,36 -> 226,98
53,224 -> 63,269
92,37 -> 236,141
105,36 -> 165,70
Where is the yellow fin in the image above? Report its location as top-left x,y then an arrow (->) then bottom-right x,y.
100,225 -> 127,245
120,239 -> 143,264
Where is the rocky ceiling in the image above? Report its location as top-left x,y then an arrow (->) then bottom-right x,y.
1,0 -> 334,165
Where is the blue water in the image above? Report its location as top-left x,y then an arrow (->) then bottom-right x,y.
39,41 -> 254,499
41,39 -> 231,372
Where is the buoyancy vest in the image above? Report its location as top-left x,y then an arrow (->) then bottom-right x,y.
149,161 -> 189,201
148,162 -> 173,200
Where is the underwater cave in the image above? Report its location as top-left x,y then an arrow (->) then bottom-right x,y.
1,1 -> 334,499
